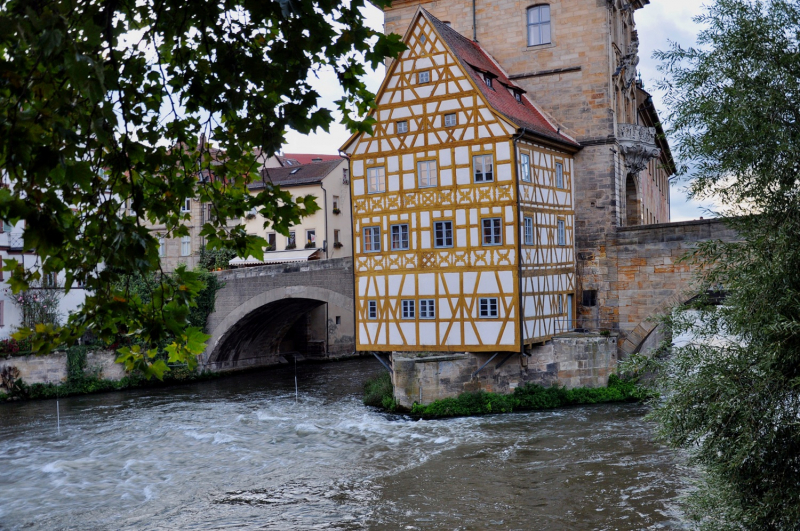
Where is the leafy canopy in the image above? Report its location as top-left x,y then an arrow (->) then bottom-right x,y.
630,1 -> 800,528
0,0 -> 404,376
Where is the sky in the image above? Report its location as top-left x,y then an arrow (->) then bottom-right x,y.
283,0 -> 714,221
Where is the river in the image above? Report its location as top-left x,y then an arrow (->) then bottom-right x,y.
0,358 -> 687,530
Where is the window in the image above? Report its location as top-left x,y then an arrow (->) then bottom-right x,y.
420,33 -> 426,44
181,198 -> 191,213
342,168 -> 349,184
482,218 -> 502,246
181,236 -> 191,256
287,231 -> 296,248
444,113 -> 457,127
433,221 -> 453,248
402,300 -> 415,319
484,75 -> 493,89
418,71 -> 430,84
473,154 -> 494,182
417,160 -> 437,188
514,91 -> 522,102
368,300 -> 378,319
479,297 -> 499,318
158,235 -> 166,257
335,316 -> 341,325
556,162 -> 564,188
333,229 -> 340,244
527,5 -> 551,46
367,166 -> 385,194
391,224 -> 409,250
0,300 -> 4,327
396,120 -> 408,134
267,232 -> 276,250
420,299 -> 436,319
582,289 -> 597,307
1,221 -> 12,233
306,229 -> 316,247
520,153 -> 531,182
332,195 -> 339,209
558,295 -> 563,314
363,226 -> 381,252
557,219 -> 565,246
524,217 -> 534,245
44,272 -> 57,287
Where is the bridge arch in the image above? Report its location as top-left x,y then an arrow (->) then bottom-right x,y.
202,285 -> 354,370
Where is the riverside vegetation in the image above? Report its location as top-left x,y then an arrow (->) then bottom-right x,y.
363,371 -> 646,418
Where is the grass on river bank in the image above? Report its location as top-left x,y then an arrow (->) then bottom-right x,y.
363,372 -> 647,418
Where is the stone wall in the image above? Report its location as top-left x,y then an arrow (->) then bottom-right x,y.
391,333 -> 617,407
0,350 -> 125,390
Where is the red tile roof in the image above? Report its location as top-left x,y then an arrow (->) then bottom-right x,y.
422,10 -> 579,149
250,158 -> 343,189
281,153 -> 342,165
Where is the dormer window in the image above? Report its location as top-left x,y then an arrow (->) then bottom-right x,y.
514,91 -> 522,103
484,75 -> 493,89
418,71 -> 430,84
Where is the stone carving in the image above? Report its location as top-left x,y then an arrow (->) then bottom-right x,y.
614,35 -> 640,89
618,123 -> 660,175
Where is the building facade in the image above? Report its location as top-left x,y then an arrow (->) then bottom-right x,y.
342,10 -> 581,353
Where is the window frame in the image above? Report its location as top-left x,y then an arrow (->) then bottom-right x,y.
417,70 -> 430,84
419,299 -> 436,319
444,113 -> 457,127
433,220 -> 454,248
180,235 -> 191,256
363,226 -> 381,253
473,154 -> 494,183
267,232 -> 276,250
401,299 -> 416,319
181,198 -> 192,213
527,5 -> 552,47
390,223 -> 410,251
396,120 -> 409,134
520,153 -> 531,182
557,219 -> 566,246
368,300 -> 378,319
482,218 -> 503,246
332,195 -> 339,209
524,217 -> 534,245
479,297 -> 499,318
366,166 -> 386,194
158,234 -> 166,257
417,160 -> 438,188
306,229 -> 316,246
287,231 -> 296,248
555,162 -> 564,188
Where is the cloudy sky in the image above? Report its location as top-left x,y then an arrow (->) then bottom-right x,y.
283,0 -> 714,221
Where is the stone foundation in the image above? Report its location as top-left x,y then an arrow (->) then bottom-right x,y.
0,350 -> 125,390
391,333 -> 618,408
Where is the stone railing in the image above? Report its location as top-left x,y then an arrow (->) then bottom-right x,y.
617,123 -> 660,175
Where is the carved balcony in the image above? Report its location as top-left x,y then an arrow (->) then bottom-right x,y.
618,123 -> 660,175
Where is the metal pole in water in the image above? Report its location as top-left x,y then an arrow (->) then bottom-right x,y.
294,356 -> 298,404
56,400 -> 60,436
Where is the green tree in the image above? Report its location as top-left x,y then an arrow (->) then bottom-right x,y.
632,0 -> 800,528
0,0 -> 404,376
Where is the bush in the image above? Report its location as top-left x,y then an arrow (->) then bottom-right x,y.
409,374 -> 646,419
363,371 -> 394,409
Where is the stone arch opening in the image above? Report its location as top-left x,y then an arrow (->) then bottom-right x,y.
625,173 -> 640,226
203,286 -> 354,371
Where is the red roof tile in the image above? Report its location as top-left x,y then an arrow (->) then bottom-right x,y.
422,10 -> 579,148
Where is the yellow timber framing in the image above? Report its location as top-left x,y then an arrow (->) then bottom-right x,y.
345,9 -> 578,352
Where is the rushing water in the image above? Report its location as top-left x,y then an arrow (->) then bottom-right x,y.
0,358 -> 687,530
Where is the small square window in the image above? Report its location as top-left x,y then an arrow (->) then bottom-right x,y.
420,33 -> 427,44
418,71 -> 430,84
363,226 -> 381,253
557,219 -> 566,246
482,218 -> 502,246
524,217 -> 534,245
391,224 -> 409,250
444,113 -> 457,127
582,290 -> 597,307
479,297 -> 499,318
368,300 -> 378,319
420,299 -> 436,319
520,153 -> 531,182
396,121 -> 408,134
433,221 -> 453,248
402,300 -> 415,319
473,154 -> 494,183
556,162 -> 564,189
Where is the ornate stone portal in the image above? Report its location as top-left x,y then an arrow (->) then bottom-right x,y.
618,123 -> 661,175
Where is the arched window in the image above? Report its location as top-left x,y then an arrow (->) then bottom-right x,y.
527,5 -> 551,46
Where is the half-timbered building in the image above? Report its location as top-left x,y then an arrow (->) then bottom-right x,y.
341,9 -> 580,355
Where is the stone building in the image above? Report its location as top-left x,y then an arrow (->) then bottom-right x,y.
381,0 -> 675,332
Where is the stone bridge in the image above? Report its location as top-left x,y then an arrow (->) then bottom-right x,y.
580,219 -> 739,357
200,257 -> 355,371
